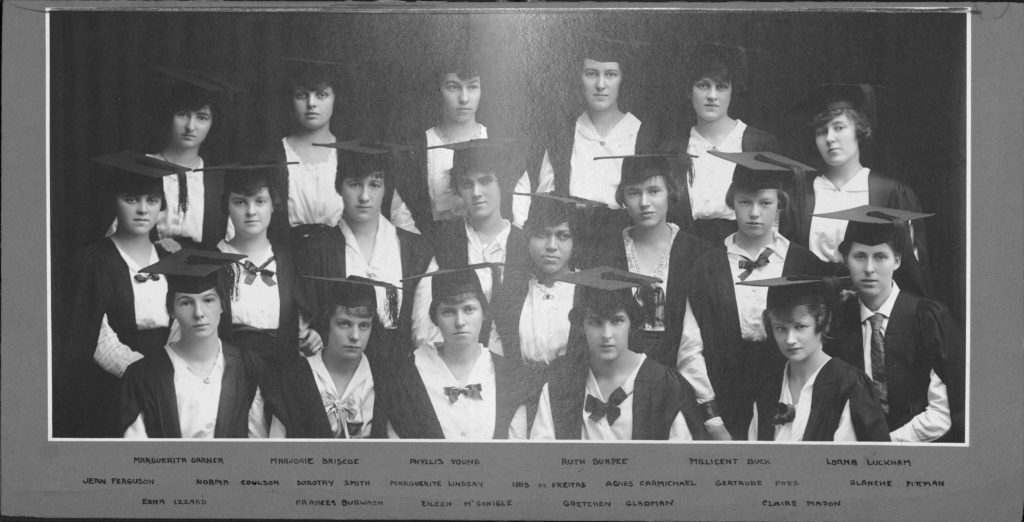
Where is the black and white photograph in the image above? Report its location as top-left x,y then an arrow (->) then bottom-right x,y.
3,2 -> 1022,520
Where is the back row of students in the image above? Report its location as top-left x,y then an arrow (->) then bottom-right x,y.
54,43 -> 963,442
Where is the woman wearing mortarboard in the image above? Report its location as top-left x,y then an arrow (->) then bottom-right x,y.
528,268 -> 706,441
742,275 -> 890,442
119,250 -> 269,438
57,152 -> 179,437
794,84 -> 932,298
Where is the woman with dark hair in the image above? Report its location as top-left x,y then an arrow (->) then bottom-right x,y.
383,267 -> 530,439
59,152 -> 179,437
657,44 -> 782,243
266,59 -> 417,242
119,250 -> 269,439
213,166 -> 299,365
267,277 -> 390,439
796,84 -> 931,297
682,152 -> 829,439
593,153 -> 730,439
527,268 -> 706,441
290,141 -> 435,365
741,276 -> 890,442
105,71 -> 232,252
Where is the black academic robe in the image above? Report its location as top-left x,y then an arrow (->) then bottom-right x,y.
591,229 -> 713,369
118,342 -> 265,438
291,224 -> 434,365
797,170 -> 933,298
656,124 -> 782,237
220,240 -> 300,366
490,268 -> 585,425
57,239 -> 170,438
545,354 -> 708,440
265,354 -> 388,439
685,241 -> 829,439
393,128 -> 534,242
826,292 -> 966,442
756,358 -> 890,442
383,351 -> 531,439
537,113 -> 661,196
431,219 -> 530,345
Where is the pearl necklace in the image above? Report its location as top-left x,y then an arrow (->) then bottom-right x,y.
158,152 -> 202,171
436,123 -> 483,144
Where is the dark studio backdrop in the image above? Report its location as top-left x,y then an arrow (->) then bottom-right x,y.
48,9 -> 967,424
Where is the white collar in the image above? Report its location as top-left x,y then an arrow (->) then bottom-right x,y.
860,282 -> 901,322
465,218 -> 511,251
724,232 -> 790,261
586,353 -> 647,400
575,112 -> 641,142
815,167 -> 871,192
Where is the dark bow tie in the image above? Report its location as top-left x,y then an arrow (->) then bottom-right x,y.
771,402 -> 797,425
443,384 -> 483,403
737,248 -> 774,281
584,388 -> 628,425
134,273 -> 160,283
240,258 -> 276,286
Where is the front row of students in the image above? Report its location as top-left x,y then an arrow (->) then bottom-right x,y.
61,136 -> 963,442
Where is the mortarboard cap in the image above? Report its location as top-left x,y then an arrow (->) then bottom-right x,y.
277,56 -> 348,89
140,249 -> 245,296
815,205 -> 932,251
429,138 -> 517,189
153,66 -> 248,97
300,275 -> 399,312
514,191 -> 607,209
92,150 -> 187,197
594,153 -> 695,193
709,150 -> 816,192
797,83 -> 883,125
737,275 -> 849,311
555,267 -> 660,325
402,263 -> 501,303
315,139 -> 413,182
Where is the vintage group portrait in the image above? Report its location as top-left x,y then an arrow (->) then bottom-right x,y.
45,6 -> 969,444
6,2 -> 1024,521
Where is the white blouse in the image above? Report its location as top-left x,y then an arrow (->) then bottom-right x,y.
530,354 -> 693,441
283,137 -> 344,227
536,112 -> 642,209
768,359 -> 857,442
411,343 -> 497,440
217,241 -> 280,329
623,223 -> 679,331
123,342 -> 269,439
517,277 -> 575,364
724,232 -> 790,341
808,167 -> 871,262
338,218 -> 404,329
93,240 -> 169,377
269,352 -> 374,439
686,120 -> 748,220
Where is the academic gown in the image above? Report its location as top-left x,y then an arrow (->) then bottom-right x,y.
490,267 -> 584,425
826,292 -> 966,442
797,170 -> 933,298
656,124 -> 782,238
382,351 -> 531,439
57,239 -> 170,438
544,353 -> 708,440
291,224 -> 434,365
265,353 -> 389,439
430,219 -> 531,344
117,342 -> 265,438
532,116 -> 661,260
393,128 -> 535,241
590,229 -> 713,369
755,358 -> 890,442
220,241 -> 300,366
685,242 -> 829,439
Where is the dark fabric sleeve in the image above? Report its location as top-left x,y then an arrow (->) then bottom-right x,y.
916,299 -> 966,442
844,365 -> 892,442
117,361 -> 147,437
